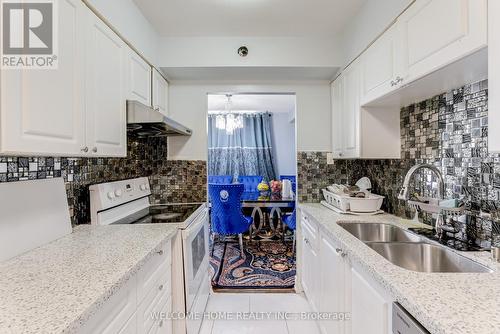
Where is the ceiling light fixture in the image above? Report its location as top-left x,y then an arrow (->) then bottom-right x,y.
215,94 -> 244,134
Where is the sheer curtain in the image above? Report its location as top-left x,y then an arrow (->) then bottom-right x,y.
208,112 -> 277,182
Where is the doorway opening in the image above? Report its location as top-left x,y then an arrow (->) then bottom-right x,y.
206,93 -> 297,291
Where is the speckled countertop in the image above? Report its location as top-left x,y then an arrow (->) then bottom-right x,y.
299,203 -> 500,334
0,223 -> 179,334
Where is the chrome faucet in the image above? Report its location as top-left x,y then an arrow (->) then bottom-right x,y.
398,163 -> 445,201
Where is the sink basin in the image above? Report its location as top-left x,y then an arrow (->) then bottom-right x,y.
367,242 -> 492,273
338,223 -> 422,243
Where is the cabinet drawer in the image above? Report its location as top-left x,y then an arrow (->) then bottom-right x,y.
301,213 -> 319,251
137,241 -> 171,302
137,262 -> 172,333
148,295 -> 172,334
79,275 -> 137,334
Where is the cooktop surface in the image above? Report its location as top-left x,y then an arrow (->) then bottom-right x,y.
113,203 -> 204,225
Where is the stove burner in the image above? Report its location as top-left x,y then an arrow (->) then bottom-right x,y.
153,213 -> 182,221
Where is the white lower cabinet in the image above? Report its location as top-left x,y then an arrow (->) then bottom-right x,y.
78,241 -> 172,334
351,267 -> 390,334
300,214 -> 320,312
300,211 -> 393,334
318,235 -> 349,334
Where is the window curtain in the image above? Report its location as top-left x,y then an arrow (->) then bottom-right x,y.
208,112 -> 277,182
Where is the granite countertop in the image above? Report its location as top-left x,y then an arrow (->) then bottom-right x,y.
0,223 -> 179,334
299,203 -> 500,334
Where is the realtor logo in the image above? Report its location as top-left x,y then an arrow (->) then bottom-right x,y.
1,0 -> 58,69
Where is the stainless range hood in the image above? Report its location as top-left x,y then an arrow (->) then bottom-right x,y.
127,100 -> 192,137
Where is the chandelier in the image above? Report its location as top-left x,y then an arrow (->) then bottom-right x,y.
215,94 -> 244,134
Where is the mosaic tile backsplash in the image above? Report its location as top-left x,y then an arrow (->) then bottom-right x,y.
150,160 -> 207,204
0,137 -> 172,225
298,79 -> 500,247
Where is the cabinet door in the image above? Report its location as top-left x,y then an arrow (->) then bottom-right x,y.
489,0 -> 500,153
80,276 -> 137,334
319,235 -> 345,334
341,62 -> 361,158
360,24 -> 400,105
301,216 -> 319,312
128,48 -> 152,107
351,268 -> 389,334
152,69 -> 169,116
0,0 -> 86,156
331,78 -> 344,158
398,0 -> 487,83
85,10 -> 127,157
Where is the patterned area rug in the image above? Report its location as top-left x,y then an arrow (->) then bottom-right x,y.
210,240 -> 296,290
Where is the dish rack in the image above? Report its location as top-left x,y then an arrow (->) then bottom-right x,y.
322,189 -> 384,213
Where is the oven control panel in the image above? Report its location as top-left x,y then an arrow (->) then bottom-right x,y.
89,177 -> 151,212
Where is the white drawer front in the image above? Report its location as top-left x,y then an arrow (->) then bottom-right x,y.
137,263 -> 172,334
301,213 -> 319,251
137,241 -> 171,302
79,276 -> 137,334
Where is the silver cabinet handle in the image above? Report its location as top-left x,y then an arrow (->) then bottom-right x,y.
336,248 -> 347,257
159,284 -> 164,291
92,147 -> 97,153
81,147 -> 88,153
157,250 -> 164,256
154,106 -> 160,112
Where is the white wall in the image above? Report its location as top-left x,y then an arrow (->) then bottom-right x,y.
339,0 -> 413,66
157,37 -> 343,68
271,112 -> 297,176
84,0 -> 161,65
168,82 -> 331,160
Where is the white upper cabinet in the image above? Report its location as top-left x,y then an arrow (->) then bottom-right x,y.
152,69 -> 169,116
331,78 -> 344,158
85,10 -> 128,157
341,62 -> 361,159
0,0 -> 86,156
398,0 -> 487,83
358,0 -> 487,107
360,24 -> 401,106
489,0 -> 500,153
127,49 -> 152,107
0,1 -> 129,157
331,60 -> 401,160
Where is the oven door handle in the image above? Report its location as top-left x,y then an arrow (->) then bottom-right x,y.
182,209 -> 208,238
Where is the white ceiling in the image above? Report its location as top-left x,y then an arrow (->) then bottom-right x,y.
208,94 -> 296,114
133,0 -> 367,37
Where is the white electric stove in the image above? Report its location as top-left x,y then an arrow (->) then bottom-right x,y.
90,177 -> 210,334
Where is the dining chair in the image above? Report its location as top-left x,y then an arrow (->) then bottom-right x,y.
280,175 -> 297,194
282,208 -> 297,250
208,183 -> 253,257
237,175 -> 264,193
208,175 -> 233,184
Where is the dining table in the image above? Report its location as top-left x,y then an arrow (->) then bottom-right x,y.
241,192 -> 296,239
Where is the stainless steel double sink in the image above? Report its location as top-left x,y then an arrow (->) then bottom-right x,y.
338,222 -> 492,273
